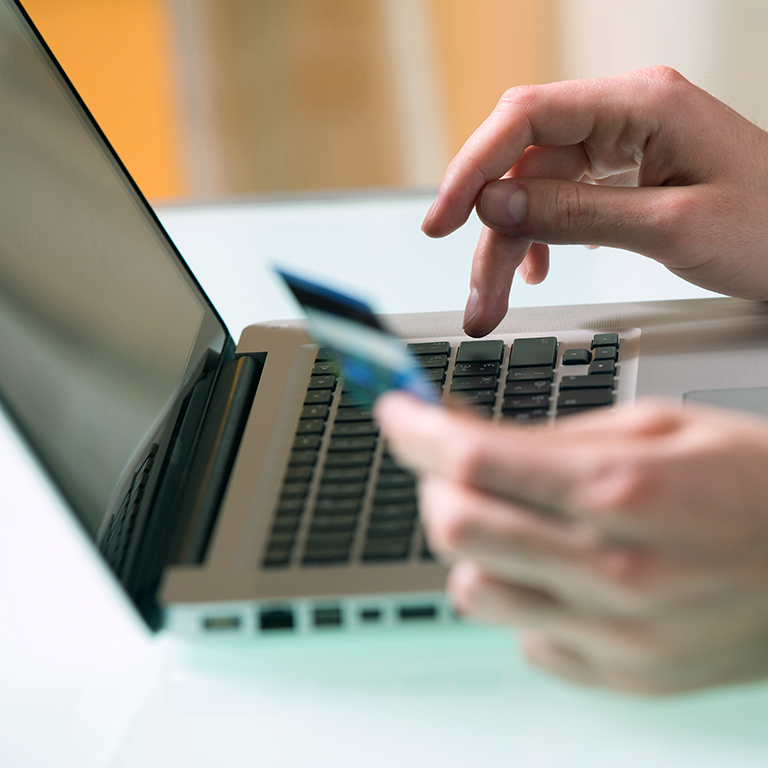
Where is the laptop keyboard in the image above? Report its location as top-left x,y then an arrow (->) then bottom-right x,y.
262,333 -> 622,570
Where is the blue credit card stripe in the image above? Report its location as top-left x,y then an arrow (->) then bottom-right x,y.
277,268 -> 383,331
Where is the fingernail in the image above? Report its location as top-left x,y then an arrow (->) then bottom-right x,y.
462,287 -> 480,330
516,261 -> 530,283
480,182 -> 526,229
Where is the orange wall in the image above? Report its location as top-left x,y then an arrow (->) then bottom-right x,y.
22,0 -> 186,200
428,0 -> 559,154
18,0 -> 560,198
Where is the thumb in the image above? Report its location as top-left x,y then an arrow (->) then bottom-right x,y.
477,178 -> 680,251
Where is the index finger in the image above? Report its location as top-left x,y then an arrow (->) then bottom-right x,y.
375,392 -> 587,516
422,72 -> 664,238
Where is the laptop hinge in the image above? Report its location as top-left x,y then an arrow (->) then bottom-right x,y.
170,353 -> 263,564
129,352 -> 264,627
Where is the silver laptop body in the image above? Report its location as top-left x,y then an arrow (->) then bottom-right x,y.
2,0 -> 768,639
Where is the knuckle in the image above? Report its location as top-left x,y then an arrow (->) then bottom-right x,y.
542,181 -> 593,239
650,192 -> 699,252
641,65 -> 687,88
444,432 -> 488,487
418,480 -> 475,552
591,548 -> 672,623
622,399 -> 684,437
632,398 -> 679,425
581,451 -> 663,519
604,620 -> 662,666
446,561 -> 483,611
497,83 -> 540,113
603,547 -> 654,596
577,465 -> 646,521
440,504 -> 477,552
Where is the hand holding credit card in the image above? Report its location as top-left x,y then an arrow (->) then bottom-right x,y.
276,268 -> 440,404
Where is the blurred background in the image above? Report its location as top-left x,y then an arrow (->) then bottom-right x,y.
21,0 -> 768,202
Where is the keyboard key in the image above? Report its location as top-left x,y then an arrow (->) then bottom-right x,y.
562,348 -> 591,365
450,389 -> 496,405
379,454 -> 407,473
284,465 -> 313,481
414,354 -> 449,369
559,373 -> 614,390
301,404 -> 329,420
451,375 -> 498,391
267,531 -> 295,547
289,449 -> 318,466
335,407 -> 374,422
468,404 -> 494,419
303,549 -> 351,565
332,421 -> 378,437
263,550 -> 292,568
314,498 -> 363,514
589,360 -> 616,375
592,333 -> 620,348
376,472 -> 415,489
508,337 -> 558,368
281,481 -> 310,498
304,535 -> 354,557
507,366 -> 554,382
592,346 -> 618,361
328,436 -> 377,452
263,556 -> 291,569
502,394 -> 550,411
558,389 -> 614,409
294,434 -> 322,450
453,361 -> 500,377
502,408 -> 549,422
317,481 -> 366,498
308,374 -> 337,389
273,509 -> 302,526
407,341 -> 451,356
339,392 -> 374,407
296,418 -> 325,434
305,389 -> 333,405
324,450 -> 374,467
422,368 -> 446,383
362,538 -> 411,562
272,517 -> 301,534
316,347 -> 336,361
369,502 -> 417,520
504,380 -> 551,396
366,520 -> 415,538
310,516 -> 358,534
321,466 -> 369,482
374,487 -> 417,503
276,497 -> 305,515
312,361 -> 337,376
457,339 -> 505,363
310,512 -> 358,527
305,529 -> 354,545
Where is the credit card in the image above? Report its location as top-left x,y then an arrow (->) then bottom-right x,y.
276,268 -> 439,403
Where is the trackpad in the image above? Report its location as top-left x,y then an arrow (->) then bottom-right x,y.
684,387 -> 768,418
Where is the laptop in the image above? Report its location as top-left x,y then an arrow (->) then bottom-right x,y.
3,0 -> 768,638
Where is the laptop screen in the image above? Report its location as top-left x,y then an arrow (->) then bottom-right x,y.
0,2 -> 229,536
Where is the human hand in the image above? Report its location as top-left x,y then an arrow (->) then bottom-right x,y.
376,393 -> 768,694
422,67 -> 768,336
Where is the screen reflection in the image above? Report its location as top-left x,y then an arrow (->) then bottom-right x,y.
0,2 -> 228,534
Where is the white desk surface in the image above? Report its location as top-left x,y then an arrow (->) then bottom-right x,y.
3,191 -> 768,768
